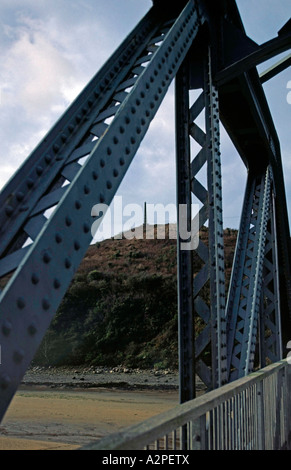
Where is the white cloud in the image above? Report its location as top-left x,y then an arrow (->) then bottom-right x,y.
115,86 -> 177,212
0,163 -> 19,191
282,151 -> 291,193
0,6 -> 108,189
0,0 -> 289,233
0,1 -> 151,188
1,16 -> 79,117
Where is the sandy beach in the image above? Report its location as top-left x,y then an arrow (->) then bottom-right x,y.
0,366 -> 208,450
0,367 -> 181,450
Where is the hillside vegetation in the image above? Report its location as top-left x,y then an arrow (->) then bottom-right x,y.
33,225 -> 237,369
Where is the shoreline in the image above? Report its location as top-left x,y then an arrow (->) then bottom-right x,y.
21,365 -> 180,391
21,365 -> 207,393
1,382 -> 180,450
0,367 -> 206,449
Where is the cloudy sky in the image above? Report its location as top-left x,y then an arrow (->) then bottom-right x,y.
0,0 -> 290,240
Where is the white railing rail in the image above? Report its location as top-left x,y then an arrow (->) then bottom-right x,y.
81,360 -> 291,450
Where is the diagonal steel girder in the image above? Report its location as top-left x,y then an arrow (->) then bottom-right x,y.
259,189 -> 282,367
260,53 -> 291,83
0,0 -> 201,422
226,167 -> 272,380
215,18 -> 291,86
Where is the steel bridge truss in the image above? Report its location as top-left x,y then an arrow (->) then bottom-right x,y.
0,0 -> 290,421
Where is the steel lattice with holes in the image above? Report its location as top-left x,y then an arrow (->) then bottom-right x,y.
0,0 -> 290,443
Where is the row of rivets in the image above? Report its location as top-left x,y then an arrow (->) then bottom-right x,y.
1,4 -> 197,385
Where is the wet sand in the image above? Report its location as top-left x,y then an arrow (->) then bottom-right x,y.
0,386 -> 179,450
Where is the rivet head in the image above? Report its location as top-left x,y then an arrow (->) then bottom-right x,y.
55,233 -> 63,244
0,374 -> 11,390
74,241 -> 81,251
65,258 -> 71,269
13,349 -> 24,364
17,297 -> 26,309
26,178 -> 34,189
2,320 -> 12,337
83,223 -> 90,234
65,216 -> 72,227
43,252 -> 52,264
53,279 -> 61,289
28,323 -> 37,336
5,205 -> 13,216
42,298 -> 50,311
31,273 -> 40,285
16,192 -> 24,202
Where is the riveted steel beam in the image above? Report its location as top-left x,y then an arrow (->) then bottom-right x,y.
260,54 -> 291,83
176,40 -> 227,395
226,167 -> 272,380
215,23 -> 291,86
204,50 -> 227,390
0,7 -> 164,259
175,56 -> 195,406
259,189 -> 282,367
0,0 -> 201,422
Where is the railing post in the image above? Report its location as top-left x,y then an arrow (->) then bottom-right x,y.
287,362 -> 291,449
282,365 -> 289,449
189,418 -> 203,450
274,367 -> 283,449
257,380 -> 265,450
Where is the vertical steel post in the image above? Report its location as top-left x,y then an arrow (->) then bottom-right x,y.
189,47 -> 227,391
204,49 -> 227,389
175,56 -> 195,406
175,42 -> 228,413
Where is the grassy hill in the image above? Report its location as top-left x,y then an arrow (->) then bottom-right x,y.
33,225 -> 237,369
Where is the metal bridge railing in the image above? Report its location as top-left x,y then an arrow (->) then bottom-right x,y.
81,360 -> 291,450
